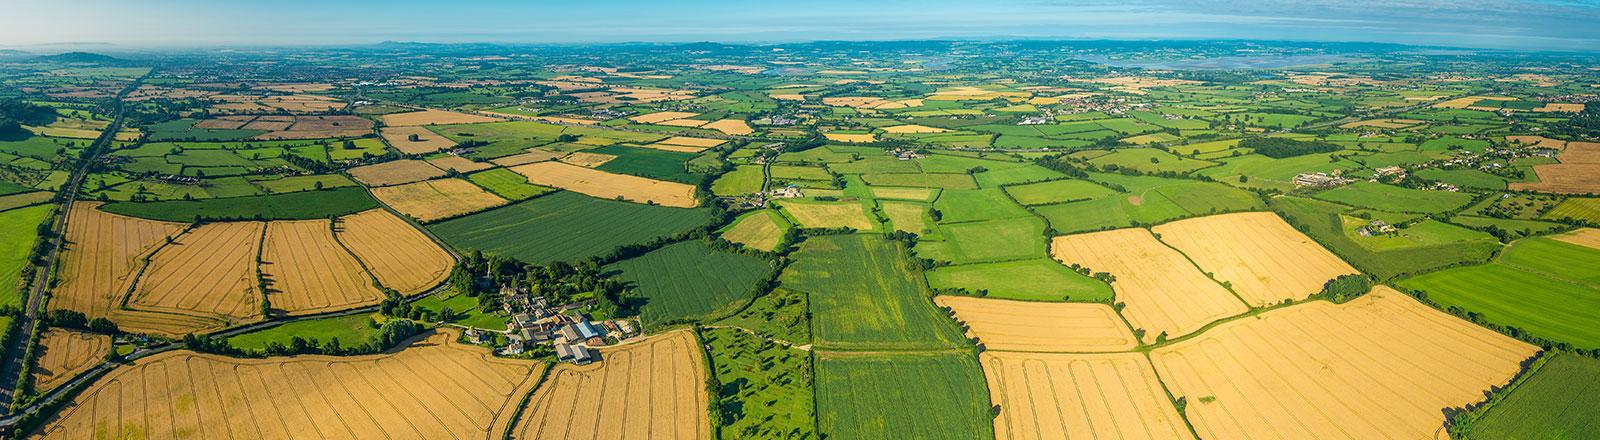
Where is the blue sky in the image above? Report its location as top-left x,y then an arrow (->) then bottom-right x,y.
2,0 -> 1597,51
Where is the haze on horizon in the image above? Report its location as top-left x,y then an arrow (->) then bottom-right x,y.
2,0 -> 1598,52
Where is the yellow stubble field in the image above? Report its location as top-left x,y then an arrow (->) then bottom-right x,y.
512,330 -> 709,440
32,329 -> 112,392
1151,212 -> 1359,306
509,161 -> 698,208
335,209 -> 454,295
1050,228 -> 1247,343
261,220 -> 386,315
1150,286 -> 1538,440
379,126 -> 457,154
32,330 -> 545,440
1552,228 -> 1600,249
935,296 -> 1136,352
53,203 -> 184,323
983,351 -> 1193,440
128,221 -> 264,331
702,119 -> 753,135
372,178 -> 510,222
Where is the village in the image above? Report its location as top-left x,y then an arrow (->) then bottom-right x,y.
461,285 -> 641,366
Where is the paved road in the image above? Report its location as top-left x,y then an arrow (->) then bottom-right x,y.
0,77 -> 142,413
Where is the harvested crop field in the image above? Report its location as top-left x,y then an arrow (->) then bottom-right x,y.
33,330 -> 545,440
261,220 -> 386,315
823,133 -> 876,143
702,119 -> 753,135
1051,228 -> 1246,343
720,209 -> 789,252
424,155 -> 491,174
335,209 -> 453,295
129,222 -> 264,331
1510,142 -> 1600,194
372,178 -> 509,222
1553,228 -> 1600,250
379,126 -> 456,154
33,329 -> 111,391
983,351 -> 1192,440
560,151 -> 617,167
779,200 -> 874,230
510,161 -> 697,208
53,203 -> 183,322
381,109 -> 501,126
934,296 -> 1135,352
347,159 -> 446,187
1152,212 -> 1358,306
513,330 -> 708,440
1150,286 -> 1538,440
629,111 -> 699,124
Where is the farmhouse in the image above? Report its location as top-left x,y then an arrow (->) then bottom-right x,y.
555,343 -> 597,365
1293,172 -> 1352,188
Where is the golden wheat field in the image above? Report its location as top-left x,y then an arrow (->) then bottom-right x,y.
32,329 -> 112,392
1051,228 -> 1247,343
512,330 -> 708,440
53,203 -> 184,323
983,351 -> 1193,440
1150,286 -> 1538,440
701,119 -> 753,135
372,178 -> 510,222
560,151 -> 617,167
1552,228 -> 1600,249
261,220 -> 386,315
778,200 -> 875,230
128,221 -> 264,331
335,209 -> 454,295
32,330 -> 545,440
1151,212 -> 1359,306
380,126 -> 457,154
509,161 -> 698,208
935,296 -> 1136,352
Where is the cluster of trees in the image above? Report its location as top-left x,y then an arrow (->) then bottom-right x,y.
43,310 -> 118,334
0,100 -> 56,139
1551,102 -> 1600,139
1312,274 -> 1372,303
449,250 -> 633,320
1241,137 -> 1341,158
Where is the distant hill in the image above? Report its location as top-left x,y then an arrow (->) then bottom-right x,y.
32,51 -> 123,64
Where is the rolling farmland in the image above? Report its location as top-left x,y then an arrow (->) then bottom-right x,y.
935,296 -> 1135,352
1150,287 -> 1537,439
1051,228 -> 1247,343
34,330 -> 544,439
1152,212 -> 1359,306
781,235 -> 967,350
816,352 -> 994,440
127,221 -> 263,333
261,220 -> 386,315
983,351 -> 1192,440
513,330 -> 708,440
429,191 -> 712,264
334,209 -> 454,295
604,240 -> 773,326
